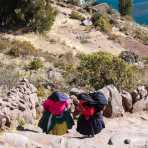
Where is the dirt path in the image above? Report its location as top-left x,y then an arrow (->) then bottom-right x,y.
1,112 -> 148,148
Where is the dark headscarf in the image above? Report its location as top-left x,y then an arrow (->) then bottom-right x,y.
48,91 -> 69,102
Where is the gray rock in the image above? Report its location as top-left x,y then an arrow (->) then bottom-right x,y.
132,86 -> 148,103
137,86 -> 148,99
99,85 -> 124,117
121,90 -> 133,112
0,114 -> 11,129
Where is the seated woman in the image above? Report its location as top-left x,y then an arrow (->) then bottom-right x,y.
38,91 -> 74,135
76,92 -> 107,137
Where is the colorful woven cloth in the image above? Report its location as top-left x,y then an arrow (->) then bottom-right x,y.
38,110 -> 74,135
48,121 -> 68,135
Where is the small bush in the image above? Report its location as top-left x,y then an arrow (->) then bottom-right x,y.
8,40 -> 36,57
70,11 -> 85,21
73,52 -> 138,90
28,58 -> 43,70
91,12 -> 112,32
37,85 -> 46,97
29,2 -> 57,32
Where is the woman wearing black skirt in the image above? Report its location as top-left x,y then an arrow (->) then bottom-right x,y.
76,92 -> 107,137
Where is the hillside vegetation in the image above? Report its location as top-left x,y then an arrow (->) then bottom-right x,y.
0,0 -> 56,32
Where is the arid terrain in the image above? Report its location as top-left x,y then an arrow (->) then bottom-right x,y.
0,1 -> 148,148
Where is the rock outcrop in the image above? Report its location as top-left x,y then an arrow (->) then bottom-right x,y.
0,79 -> 38,129
99,85 -> 124,117
99,85 -> 148,114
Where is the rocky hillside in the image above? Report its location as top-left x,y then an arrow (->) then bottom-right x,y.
1,112 -> 148,148
0,1 -> 148,148
0,80 -> 148,148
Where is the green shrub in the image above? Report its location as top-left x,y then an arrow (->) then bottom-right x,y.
28,58 -> 43,70
37,85 -> 46,97
70,11 -> 85,21
91,12 -> 112,32
0,0 -> 56,32
29,2 -> 57,32
74,52 -> 138,90
8,40 -> 36,57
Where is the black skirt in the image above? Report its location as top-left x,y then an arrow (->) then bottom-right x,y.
77,113 -> 105,136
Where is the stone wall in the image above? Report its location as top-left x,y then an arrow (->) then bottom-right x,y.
0,79 -> 38,129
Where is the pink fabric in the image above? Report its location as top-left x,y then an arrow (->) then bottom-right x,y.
77,100 -> 96,118
43,99 -> 69,116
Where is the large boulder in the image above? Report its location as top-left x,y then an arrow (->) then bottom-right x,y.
0,79 -> 38,129
121,90 -> 133,112
99,85 -> 124,117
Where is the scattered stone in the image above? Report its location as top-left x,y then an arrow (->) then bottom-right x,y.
81,19 -> 92,26
124,139 -> 131,144
108,138 -> 113,145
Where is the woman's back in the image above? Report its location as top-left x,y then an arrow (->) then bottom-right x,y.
43,99 -> 68,116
